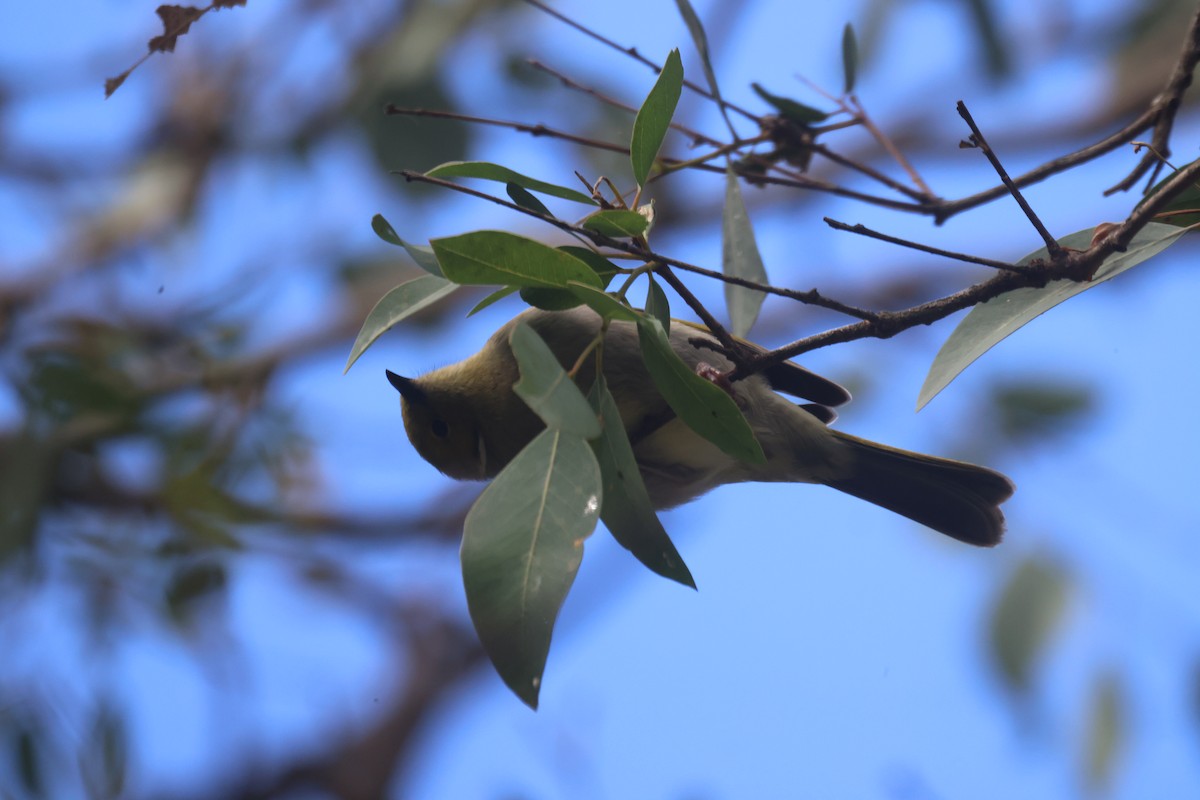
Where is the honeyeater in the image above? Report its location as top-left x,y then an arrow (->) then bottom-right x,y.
387,306 -> 1014,546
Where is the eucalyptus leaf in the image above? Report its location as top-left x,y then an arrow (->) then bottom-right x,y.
344,274 -> 458,372
631,49 -> 684,187
371,214 -> 443,276
566,283 -> 641,322
519,287 -> 584,312
636,317 -> 764,464
988,557 -> 1068,693
371,213 -> 404,246
510,323 -> 601,438
426,161 -> 596,205
559,246 -> 619,288
519,246 -> 621,310
842,23 -> 859,94
16,728 -> 41,796
462,429 -> 602,708
468,286 -> 518,316
588,377 -> 695,587
431,231 -> 604,289
750,83 -> 828,124
645,277 -> 671,334
1084,674 -> 1125,792
919,223 -> 1187,409
581,209 -> 649,238
722,167 -> 768,337
507,182 -> 553,217
673,0 -> 732,134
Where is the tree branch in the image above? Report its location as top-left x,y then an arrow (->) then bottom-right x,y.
957,101 -> 1064,259
1106,1 -> 1200,194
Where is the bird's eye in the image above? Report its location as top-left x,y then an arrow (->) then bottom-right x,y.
430,419 -> 449,438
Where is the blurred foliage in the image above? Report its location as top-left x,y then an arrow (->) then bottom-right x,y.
988,556 -> 1070,694
990,379 -> 1095,443
362,76 -> 471,180
1084,673 -> 1126,794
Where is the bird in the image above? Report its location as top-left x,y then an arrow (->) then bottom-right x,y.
386,306 -> 1014,546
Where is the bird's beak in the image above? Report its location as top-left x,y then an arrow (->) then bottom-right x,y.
386,370 -> 427,404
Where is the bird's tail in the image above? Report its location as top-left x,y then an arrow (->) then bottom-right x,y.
823,431 -> 1014,546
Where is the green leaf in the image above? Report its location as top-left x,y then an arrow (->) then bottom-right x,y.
519,287 -> 583,312
673,0 -> 732,134
370,215 -> 443,276
588,377 -> 695,587
371,213 -> 404,246
506,182 -> 553,217
1084,674 -> 1125,793
919,223 -> 1187,409
426,161 -> 596,205
468,285 -> 518,316
462,429 -> 602,708
988,557 -> 1068,693
344,274 -> 458,373
990,380 -> 1094,442
431,231 -> 604,289
582,209 -> 649,239
750,83 -> 828,124
722,167 -> 768,337
519,246 -> 621,311
15,727 -> 41,797
558,246 -> 619,288
631,49 -> 684,187
636,317 -> 764,463
1135,157 -> 1200,227
965,0 -> 1011,77
510,323 -> 601,438
566,283 -> 642,322
842,23 -> 858,94
644,276 -> 671,334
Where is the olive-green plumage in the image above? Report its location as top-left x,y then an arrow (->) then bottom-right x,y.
388,307 -> 1014,546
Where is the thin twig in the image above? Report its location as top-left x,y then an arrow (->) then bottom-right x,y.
808,142 -> 934,203
791,75 -> 936,198
936,6 -> 1200,217
385,105 -> 938,214
823,218 -> 1032,273
1096,153 -> 1200,255
384,106 -> 630,155
1107,2 -> 1200,194
958,101 -> 1064,260
746,159 -> 1200,373
395,169 -> 879,319
526,58 -> 724,148
847,95 -> 936,198
520,0 -> 759,122
654,266 -> 738,354
738,270 -> 1025,372
696,160 -> 929,213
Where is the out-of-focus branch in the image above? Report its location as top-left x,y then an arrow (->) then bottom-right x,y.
519,0 -> 758,123
174,604 -> 485,800
1106,1 -> 1200,193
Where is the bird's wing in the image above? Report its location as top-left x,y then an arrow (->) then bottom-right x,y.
671,318 -> 851,407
